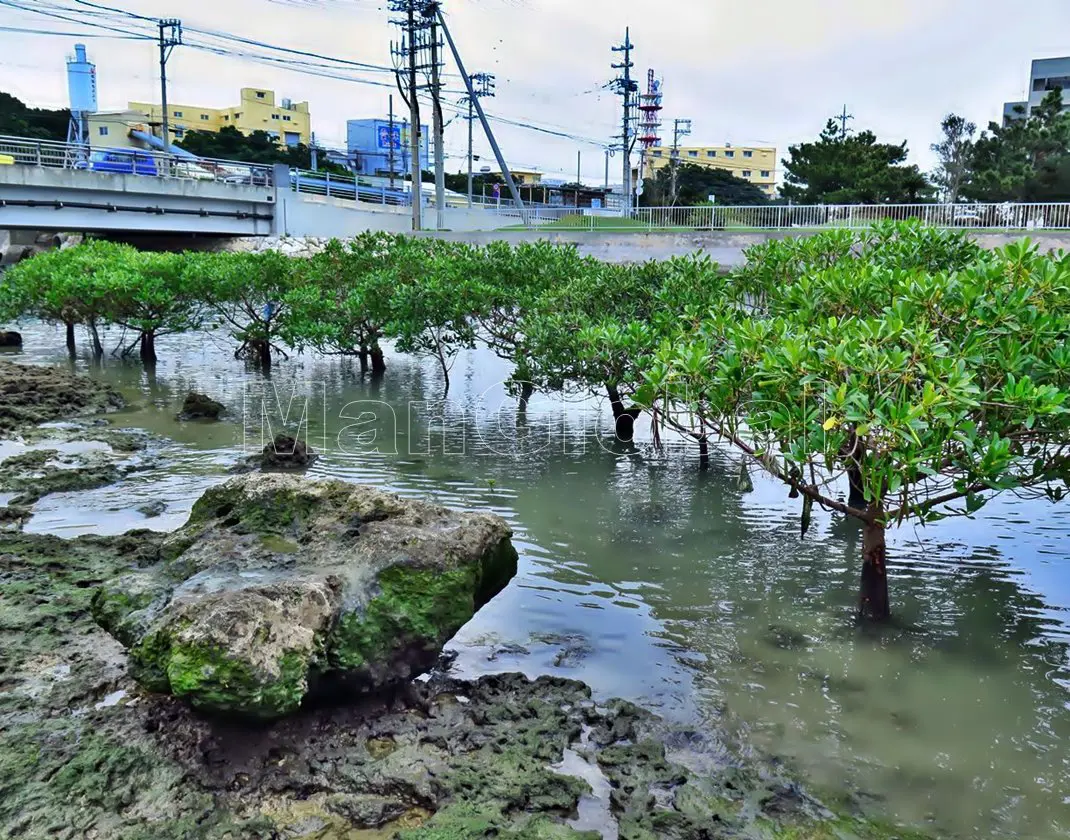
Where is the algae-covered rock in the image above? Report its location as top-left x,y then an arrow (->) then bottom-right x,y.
0,361 -> 123,435
1,524 -> 937,838
94,473 -> 519,718
177,391 -> 225,421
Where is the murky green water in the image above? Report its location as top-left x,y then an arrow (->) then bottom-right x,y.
6,323 -> 1070,839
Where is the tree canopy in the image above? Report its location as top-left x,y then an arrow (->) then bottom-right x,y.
176,125 -> 349,175
0,92 -> 68,141
962,89 -> 1070,202
639,163 -> 769,207
930,114 -> 977,204
781,119 -> 933,204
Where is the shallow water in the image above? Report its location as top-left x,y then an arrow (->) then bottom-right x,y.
5,323 -> 1070,839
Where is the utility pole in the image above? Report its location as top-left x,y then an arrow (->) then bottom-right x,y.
157,19 -> 182,153
462,72 -> 494,208
390,0 -> 424,230
310,131 -> 318,171
611,28 -> 638,216
669,117 -> 691,206
422,2 -> 446,230
836,104 -> 854,141
604,147 -> 610,193
388,94 -> 396,189
436,5 -> 527,224
576,149 -> 581,208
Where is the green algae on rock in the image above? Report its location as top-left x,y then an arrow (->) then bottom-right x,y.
94,473 -> 520,718
0,526 -> 937,839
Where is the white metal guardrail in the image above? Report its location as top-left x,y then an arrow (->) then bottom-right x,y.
0,134 -> 274,187
290,169 -> 410,207
471,201 -> 1070,231
613,203 -> 1070,231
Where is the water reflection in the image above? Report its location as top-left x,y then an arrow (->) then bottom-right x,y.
7,322 -> 1070,839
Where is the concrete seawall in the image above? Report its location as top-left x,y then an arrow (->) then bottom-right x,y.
222,229 -> 1070,267
7,226 -> 1069,268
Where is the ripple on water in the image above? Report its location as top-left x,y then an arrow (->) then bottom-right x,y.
8,322 -> 1070,839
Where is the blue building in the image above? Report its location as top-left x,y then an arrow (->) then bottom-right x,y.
347,118 -> 429,177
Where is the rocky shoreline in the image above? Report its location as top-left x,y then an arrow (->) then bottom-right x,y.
0,362 -> 933,839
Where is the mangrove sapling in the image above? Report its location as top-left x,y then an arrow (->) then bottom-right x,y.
283,237 -> 394,374
98,251 -> 204,364
0,241 -> 130,359
630,237 -> 1070,622
471,240 -> 596,408
384,239 -> 479,395
542,254 -> 727,441
192,251 -> 299,368
728,220 -> 984,317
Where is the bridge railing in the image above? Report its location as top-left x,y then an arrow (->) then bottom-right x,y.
289,168 -> 411,207
0,134 -> 275,188
622,203 -> 1070,231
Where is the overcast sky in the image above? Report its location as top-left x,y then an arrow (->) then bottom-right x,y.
3,0 -> 1070,184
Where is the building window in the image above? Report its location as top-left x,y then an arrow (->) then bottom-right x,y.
271,114 -> 280,120
653,150 -> 662,157
174,128 -> 184,138
742,170 -> 752,177
707,150 -> 716,157
688,150 -> 698,157
1042,75 -> 1070,91
233,112 -> 241,118
200,114 -> 209,121
223,115 -> 229,121
283,115 -> 291,122
173,110 -> 183,117
256,91 -> 266,99
743,150 -> 753,158
98,126 -> 109,136
724,150 -> 734,157
760,170 -> 770,177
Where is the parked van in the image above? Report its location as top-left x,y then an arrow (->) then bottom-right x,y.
89,150 -> 160,176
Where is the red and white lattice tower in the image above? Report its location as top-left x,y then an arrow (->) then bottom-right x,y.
638,69 -> 663,150
636,69 -> 663,191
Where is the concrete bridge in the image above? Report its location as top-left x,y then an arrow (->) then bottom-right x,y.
4,134 -> 1070,265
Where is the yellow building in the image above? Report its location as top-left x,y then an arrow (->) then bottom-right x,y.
126,88 -> 311,149
490,169 -> 542,186
641,144 -> 777,198
87,110 -> 156,149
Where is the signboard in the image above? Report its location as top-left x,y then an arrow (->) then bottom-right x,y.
591,198 -> 602,209
376,124 -> 402,150
492,183 -> 501,198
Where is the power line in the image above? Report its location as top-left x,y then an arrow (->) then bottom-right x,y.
3,0 -> 609,153
69,0 -> 155,21
0,23 -> 149,37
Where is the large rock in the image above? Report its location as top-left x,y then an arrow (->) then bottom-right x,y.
92,474 -> 519,719
0,331 -> 22,348
0,361 -> 123,435
177,391 -> 225,421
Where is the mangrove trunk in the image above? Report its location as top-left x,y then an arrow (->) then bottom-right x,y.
139,331 -> 157,365
65,320 -> 76,358
518,381 -> 534,412
859,512 -> 890,622
88,320 -> 104,361
370,346 -> 386,375
607,384 -> 640,443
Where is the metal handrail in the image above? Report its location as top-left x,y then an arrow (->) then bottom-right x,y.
0,133 -> 275,187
